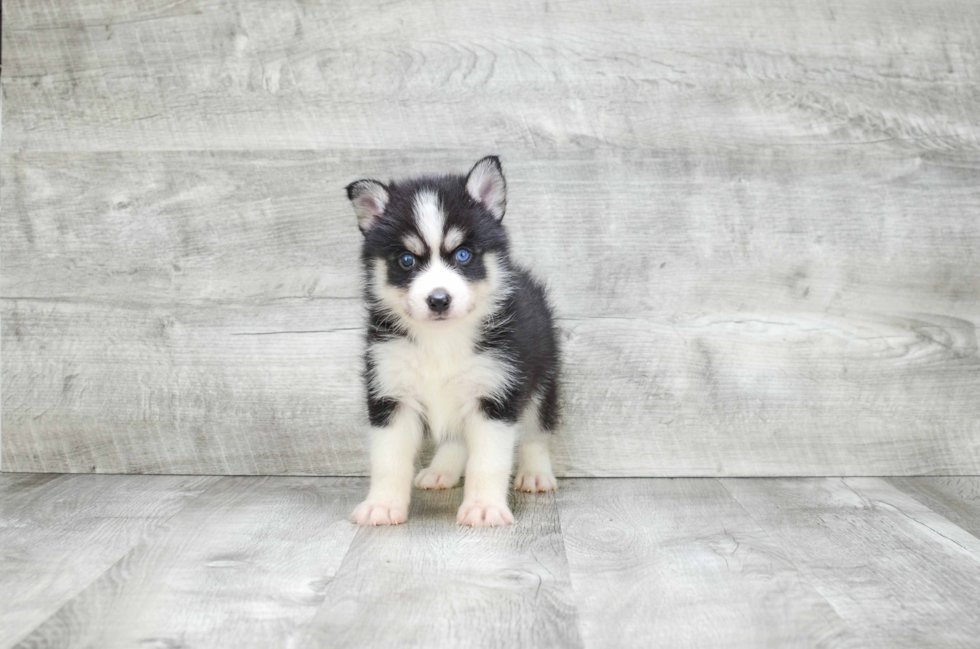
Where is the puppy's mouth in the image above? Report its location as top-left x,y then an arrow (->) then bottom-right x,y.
423,313 -> 456,323
414,306 -> 473,324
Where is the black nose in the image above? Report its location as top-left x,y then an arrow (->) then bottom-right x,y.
427,291 -> 451,314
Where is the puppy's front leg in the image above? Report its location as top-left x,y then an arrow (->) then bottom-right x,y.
457,414 -> 517,527
350,406 -> 422,526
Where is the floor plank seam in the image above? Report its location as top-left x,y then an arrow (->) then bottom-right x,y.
847,478 -> 980,561
884,478 -> 980,543
548,487 -> 589,649
715,478 -> 864,644
6,476 -> 223,648
287,514 -> 364,645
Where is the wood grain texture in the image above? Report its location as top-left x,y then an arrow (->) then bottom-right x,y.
842,477 -> 980,558
5,298 -> 978,476
2,0 -> 979,152
557,478 -> 859,648
722,478 -> 980,648
3,148 -> 979,475
0,474 -> 217,648
5,475 -> 980,647
886,477 -> 980,539
4,149 -> 980,313
301,488 -> 583,649
3,0 -> 980,476
2,299 -> 366,475
12,476 -> 364,649
0,472 -> 60,504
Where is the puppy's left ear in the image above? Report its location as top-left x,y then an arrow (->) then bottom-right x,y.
466,156 -> 507,221
346,179 -> 390,233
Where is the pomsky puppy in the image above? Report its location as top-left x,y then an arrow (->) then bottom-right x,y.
346,156 -> 561,527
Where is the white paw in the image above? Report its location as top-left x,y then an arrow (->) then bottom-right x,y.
514,470 -> 557,493
457,500 -> 514,527
414,467 -> 461,490
350,500 -> 408,526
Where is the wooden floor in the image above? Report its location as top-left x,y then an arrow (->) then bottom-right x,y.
2,474 -> 979,648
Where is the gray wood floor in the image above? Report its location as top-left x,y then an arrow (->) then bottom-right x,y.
2,474 -> 980,648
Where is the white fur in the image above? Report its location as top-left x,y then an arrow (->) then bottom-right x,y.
457,414 -> 517,527
360,309 -> 520,527
466,159 -> 506,220
513,395 -> 557,492
349,180 -> 389,232
514,434 -> 557,493
367,326 -> 515,443
409,257 -> 473,320
414,190 -> 444,250
402,234 -> 425,256
350,406 -> 423,526
444,227 -> 465,251
415,440 -> 467,489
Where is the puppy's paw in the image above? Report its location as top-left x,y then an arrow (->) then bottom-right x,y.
514,470 -> 557,493
350,500 -> 409,526
457,500 -> 514,527
414,467 -> 461,490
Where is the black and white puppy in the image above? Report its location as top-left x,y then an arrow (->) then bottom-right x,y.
346,156 -> 561,527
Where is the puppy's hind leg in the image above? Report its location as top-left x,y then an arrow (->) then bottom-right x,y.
514,394 -> 558,493
514,432 -> 557,493
415,440 -> 467,489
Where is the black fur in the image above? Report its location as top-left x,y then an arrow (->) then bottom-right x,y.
350,158 -> 561,432
476,270 -> 561,429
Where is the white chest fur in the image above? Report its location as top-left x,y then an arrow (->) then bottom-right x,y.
368,329 -> 513,440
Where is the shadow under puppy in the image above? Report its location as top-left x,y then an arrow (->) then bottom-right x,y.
346,156 -> 561,527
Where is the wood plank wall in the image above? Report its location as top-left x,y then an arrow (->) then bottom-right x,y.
2,0 -> 979,475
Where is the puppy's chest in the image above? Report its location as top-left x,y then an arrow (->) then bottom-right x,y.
371,337 -> 507,430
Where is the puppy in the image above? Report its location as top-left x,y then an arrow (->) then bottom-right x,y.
346,156 -> 561,527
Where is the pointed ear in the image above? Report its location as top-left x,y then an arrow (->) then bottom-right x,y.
465,156 -> 507,221
346,179 -> 390,233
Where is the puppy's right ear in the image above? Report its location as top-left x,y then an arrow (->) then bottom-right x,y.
346,179 -> 390,233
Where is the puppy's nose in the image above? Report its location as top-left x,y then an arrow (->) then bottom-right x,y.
427,291 -> 452,314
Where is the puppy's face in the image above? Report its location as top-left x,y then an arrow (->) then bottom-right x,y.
348,157 -> 510,327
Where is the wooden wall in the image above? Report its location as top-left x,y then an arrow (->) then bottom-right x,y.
2,0 -> 979,476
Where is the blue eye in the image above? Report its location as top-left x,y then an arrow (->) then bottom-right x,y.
454,248 -> 472,264
398,253 -> 416,270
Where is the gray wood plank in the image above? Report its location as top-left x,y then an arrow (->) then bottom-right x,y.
300,488 -> 583,649
886,477 -> 980,540
5,297 -> 978,476
2,0 -> 979,152
3,147 -> 979,476
557,478 -> 859,649
842,478 -> 980,558
0,473 -> 60,504
12,477 -> 364,649
0,474 -> 217,648
5,149 -> 980,317
2,299 -> 366,475
722,478 -> 980,648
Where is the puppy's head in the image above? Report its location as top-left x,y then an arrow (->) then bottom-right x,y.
348,156 -> 511,328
